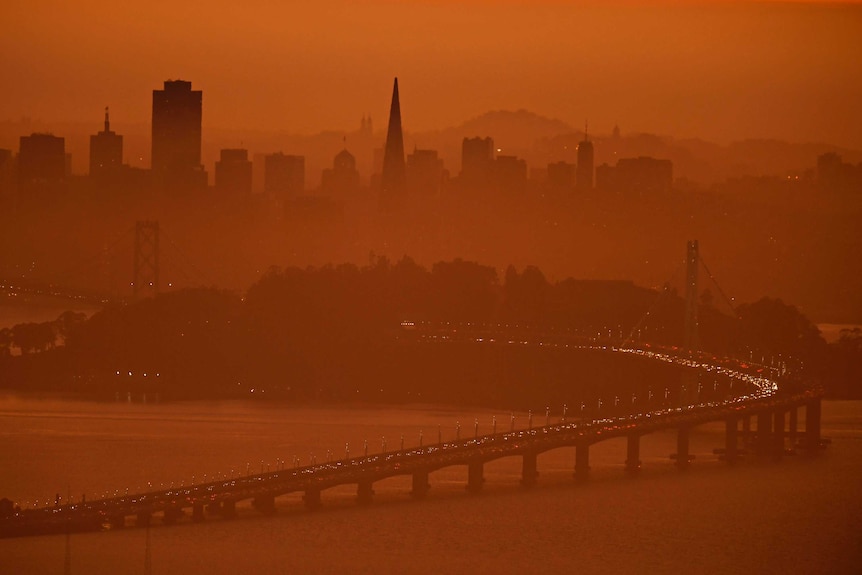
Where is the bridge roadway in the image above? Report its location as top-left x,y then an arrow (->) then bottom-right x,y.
0,345 -> 825,538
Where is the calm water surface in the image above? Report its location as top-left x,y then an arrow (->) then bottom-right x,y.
1,396 -> 860,574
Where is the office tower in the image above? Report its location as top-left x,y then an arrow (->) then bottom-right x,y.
494,155 -> 528,194
322,148 -> 360,194
595,156 -> 673,195
151,79 -> 206,190
576,124 -> 594,191
264,153 -> 305,196
215,148 -> 253,194
89,107 -> 123,177
460,136 -> 495,188
406,148 -> 445,197
18,133 -> 66,186
380,78 -> 406,210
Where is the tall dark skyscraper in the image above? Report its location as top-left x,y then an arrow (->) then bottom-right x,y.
380,77 -> 406,210
460,136 -> 495,188
151,80 -> 206,190
18,133 -> 66,187
89,107 -> 123,177
576,123 -> 594,191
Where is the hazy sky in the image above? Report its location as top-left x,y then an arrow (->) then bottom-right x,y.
2,0 -> 861,148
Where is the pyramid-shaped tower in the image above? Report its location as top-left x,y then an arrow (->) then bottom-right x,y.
380,77 -> 406,210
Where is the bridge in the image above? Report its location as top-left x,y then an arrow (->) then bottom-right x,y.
0,342 -> 825,539
0,239 -> 828,537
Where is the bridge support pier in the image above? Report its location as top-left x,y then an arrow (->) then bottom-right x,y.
804,398 -> 822,454
742,415 -> 751,447
357,480 -> 375,505
788,407 -> 799,451
625,434 -> 641,474
521,452 -> 539,487
411,471 -> 430,499
162,506 -> 183,525
109,514 -> 126,529
773,409 -> 786,459
192,503 -> 205,522
724,417 -> 739,464
304,488 -> 321,510
675,426 -> 691,469
756,411 -> 773,457
574,441 -> 590,482
466,461 -> 484,494
253,494 -> 276,514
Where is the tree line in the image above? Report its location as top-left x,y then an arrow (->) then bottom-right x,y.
0,256 -> 858,403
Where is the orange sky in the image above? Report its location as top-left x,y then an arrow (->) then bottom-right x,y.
2,0 -> 861,148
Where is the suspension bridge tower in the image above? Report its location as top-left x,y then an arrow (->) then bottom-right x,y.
134,221 -> 160,299
681,240 -> 700,405
684,239 -> 699,353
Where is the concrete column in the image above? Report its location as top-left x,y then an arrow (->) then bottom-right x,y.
625,434 -> 641,474
411,471 -> 430,499
357,480 -> 375,505
676,426 -> 691,469
724,417 -> 739,464
303,488 -> 321,510
756,411 -> 773,457
575,441 -> 590,482
521,452 -> 538,487
466,461 -> 484,494
805,398 -> 822,453
191,503 -> 205,522
742,415 -> 751,446
773,409 -> 786,459
788,406 -> 799,449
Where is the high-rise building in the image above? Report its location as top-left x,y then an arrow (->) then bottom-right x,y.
89,107 -> 123,177
214,148 -> 252,194
18,133 -> 66,187
322,148 -> 359,194
494,155 -> 528,194
151,80 -> 206,190
595,156 -> 673,195
460,136 -> 495,188
406,148 -> 445,197
264,153 -> 305,196
380,78 -> 406,210
576,125 -> 594,191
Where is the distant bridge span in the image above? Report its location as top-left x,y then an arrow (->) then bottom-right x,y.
0,343 -> 825,538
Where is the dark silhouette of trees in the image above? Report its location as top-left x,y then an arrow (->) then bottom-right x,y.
735,297 -> 827,370
0,257 -> 853,401
11,322 -> 55,355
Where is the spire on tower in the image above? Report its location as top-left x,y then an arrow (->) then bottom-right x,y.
104,106 -> 110,133
380,77 -> 406,210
